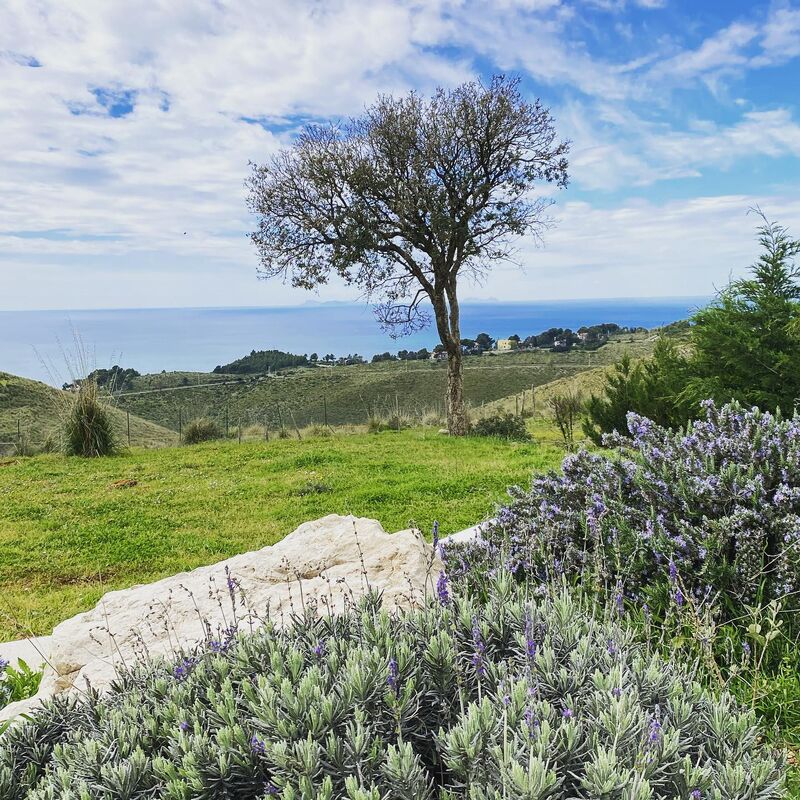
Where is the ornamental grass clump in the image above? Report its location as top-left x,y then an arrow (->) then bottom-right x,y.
60,379 -> 118,457
0,574 -> 783,799
447,401 -> 800,617
182,417 -> 223,445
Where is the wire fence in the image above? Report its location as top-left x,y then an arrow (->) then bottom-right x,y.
0,385 -> 553,456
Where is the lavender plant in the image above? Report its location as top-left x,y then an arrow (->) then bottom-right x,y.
446,401 -> 800,617
0,574 -> 784,799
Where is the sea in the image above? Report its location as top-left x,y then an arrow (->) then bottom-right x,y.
0,298 -> 707,385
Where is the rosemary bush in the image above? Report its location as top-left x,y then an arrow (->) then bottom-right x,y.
0,575 -> 783,799
447,401 -> 800,617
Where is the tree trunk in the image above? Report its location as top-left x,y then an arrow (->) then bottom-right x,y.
446,347 -> 469,435
431,278 -> 469,435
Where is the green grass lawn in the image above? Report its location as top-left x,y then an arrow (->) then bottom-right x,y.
0,428 -> 564,640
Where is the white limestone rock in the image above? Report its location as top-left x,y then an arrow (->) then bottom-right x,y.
0,514 -> 441,721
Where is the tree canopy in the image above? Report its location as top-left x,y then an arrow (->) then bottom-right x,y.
247,75 -> 569,433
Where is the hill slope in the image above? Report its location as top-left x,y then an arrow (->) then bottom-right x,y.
114,333 -> 657,431
478,363 -> 618,419
0,372 -> 176,451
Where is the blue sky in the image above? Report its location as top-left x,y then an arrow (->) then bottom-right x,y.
1,0 -> 799,310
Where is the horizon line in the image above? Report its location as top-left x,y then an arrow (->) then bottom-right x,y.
0,294 -> 712,315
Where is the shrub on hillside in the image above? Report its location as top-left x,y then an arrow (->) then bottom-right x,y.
471,412 -> 530,441
448,401 -> 800,617
61,380 -> 118,457
583,340 -> 692,444
182,417 -> 223,445
548,391 -> 583,451
0,576 -> 784,799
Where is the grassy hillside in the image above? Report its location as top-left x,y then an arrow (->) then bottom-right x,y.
0,429 -> 563,640
479,364 -> 617,419
0,372 -> 176,452
114,332 -> 657,431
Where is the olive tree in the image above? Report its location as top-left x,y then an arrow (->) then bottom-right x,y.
246,75 -> 569,434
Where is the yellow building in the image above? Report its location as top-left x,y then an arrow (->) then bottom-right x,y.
496,338 -> 515,351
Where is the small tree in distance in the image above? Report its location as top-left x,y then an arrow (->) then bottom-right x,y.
247,75 -> 569,434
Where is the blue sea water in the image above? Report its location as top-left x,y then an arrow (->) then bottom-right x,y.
0,298 -> 706,385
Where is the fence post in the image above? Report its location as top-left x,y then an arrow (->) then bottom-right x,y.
531,384 -> 536,415
17,418 -> 21,443
289,408 -> 302,440
238,419 -> 242,444
264,415 -> 269,441
225,405 -> 229,438
178,408 -> 182,444
127,410 -> 131,446
323,395 -> 328,428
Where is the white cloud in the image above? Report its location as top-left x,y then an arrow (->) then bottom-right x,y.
0,0 -> 798,311
649,21 -> 759,82
488,194 -> 800,299
756,5 -> 800,64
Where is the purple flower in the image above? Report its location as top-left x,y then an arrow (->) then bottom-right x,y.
690,791 -> 701,800
524,706 -> 539,739
387,657 -> 399,694
432,520 -> 439,548
251,735 -> 266,755
674,587 -> 684,607
436,571 -> 450,605
225,566 -> 238,596
179,720 -> 190,732
647,707 -> 662,746
313,640 -> 326,658
173,656 -> 196,681
612,687 -> 621,699
0,657 -> 8,672
561,706 -> 573,719
264,784 -> 279,796
668,559 -> 678,584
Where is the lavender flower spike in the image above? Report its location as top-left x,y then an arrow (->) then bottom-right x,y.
436,570 -> 450,605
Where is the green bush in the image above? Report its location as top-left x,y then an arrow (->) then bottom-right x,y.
0,576 -> 784,799
0,658 -> 42,713
182,417 -> 223,445
471,412 -> 530,441
583,340 -> 691,444
61,381 -> 118,457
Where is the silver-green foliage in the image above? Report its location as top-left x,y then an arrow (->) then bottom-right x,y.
0,575 -> 784,799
